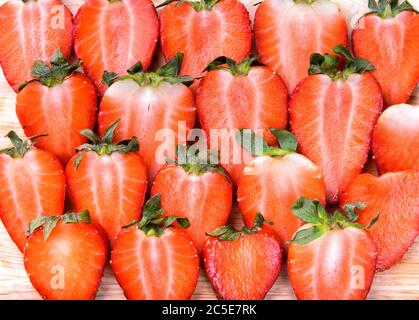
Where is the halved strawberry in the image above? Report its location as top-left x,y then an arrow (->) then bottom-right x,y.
98,53 -> 195,182
74,0 -> 159,94
288,197 -> 377,300
111,195 -> 199,300
16,50 -> 97,165
352,0 -> 419,106
237,129 -> 326,250
290,45 -> 383,204
341,170 -> 419,271
196,55 -> 289,184
24,211 -> 108,300
203,214 -> 282,300
0,132 -> 65,252
254,0 -> 348,93
0,0 -> 73,92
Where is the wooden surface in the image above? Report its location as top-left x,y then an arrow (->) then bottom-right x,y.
0,0 -> 418,300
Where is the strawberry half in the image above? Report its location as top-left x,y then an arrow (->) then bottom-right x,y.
290,45 -> 383,204
98,53 -> 195,182
196,55 -> 289,184
24,210 -> 108,300
74,0 -> 159,94
237,129 -> 326,250
111,195 -> 200,300
16,50 -> 97,165
288,197 -> 377,300
66,120 -> 148,246
352,0 -> 419,106
0,0 -> 73,92
341,170 -> 419,271
203,214 -> 282,300
254,0 -> 348,93
0,132 -> 65,252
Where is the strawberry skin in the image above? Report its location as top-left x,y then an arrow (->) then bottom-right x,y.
372,104 -> 419,174
341,171 -> 419,271
0,0 -> 73,92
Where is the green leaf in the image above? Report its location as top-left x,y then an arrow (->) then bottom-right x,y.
235,129 -> 268,156
127,61 -> 144,74
342,202 -> 366,222
156,52 -> 184,78
42,216 -> 60,240
289,225 -> 329,245
269,129 -> 298,152
102,71 -> 118,86
333,44 -> 354,61
206,225 -> 233,237
308,53 -> 339,78
291,197 -> 323,224
61,210 -> 91,224
102,119 -> 121,144
80,129 -> 100,144
177,217 -> 190,229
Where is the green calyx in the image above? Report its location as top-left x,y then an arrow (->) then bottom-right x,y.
235,128 -> 298,158
74,119 -> 139,169
367,0 -> 416,18
309,44 -> 375,80
205,55 -> 260,77
102,52 -> 193,88
0,131 -> 46,158
124,194 -> 190,237
206,213 -> 272,241
293,0 -> 318,4
157,0 -> 221,11
289,197 -> 379,245
28,210 -> 91,240
19,49 -> 81,91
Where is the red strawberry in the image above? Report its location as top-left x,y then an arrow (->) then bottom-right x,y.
98,54 -> 195,182
0,0 -> 73,92
237,129 -> 326,250
352,1 -> 419,106
24,211 -> 108,300
341,170 -> 419,271
151,145 -> 233,254
290,45 -> 383,204
111,195 -> 199,300
159,0 -> 252,79
196,56 -> 289,184
74,0 -> 159,94
203,214 -> 282,300
288,197 -> 377,300
0,132 -> 65,252
254,0 -> 348,93
16,50 -> 97,165
66,120 -> 148,246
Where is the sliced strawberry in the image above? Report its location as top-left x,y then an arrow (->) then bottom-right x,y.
98,54 -> 195,182
290,45 -> 383,204
0,0 -> 73,92
0,132 -> 65,252
341,170 -> 419,271
352,1 -> 419,106
16,50 -> 97,165
66,120 -> 148,246
203,214 -> 282,300
159,0 -> 252,79
237,130 -> 326,250
111,195 -> 199,300
196,56 -> 289,184
74,0 -> 159,94
372,104 -> 419,173
288,197 -> 377,300
254,0 -> 348,93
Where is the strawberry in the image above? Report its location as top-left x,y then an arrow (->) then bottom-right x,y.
203,214 -> 282,300
111,195 -> 199,300
66,120 -> 148,246
16,50 -> 97,165
74,0 -> 159,94
151,145 -> 233,254
196,55 -> 289,184
159,0 -> 252,79
341,170 -> 419,271
287,197 -> 377,300
254,0 -> 348,93
0,132 -> 65,252
0,0 -> 73,92
24,211 -> 108,300
352,0 -> 419,106
372,104 -> 419,173
290,45 -> 383,204
98,53 -> 195,182
237,129 -> 326,250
